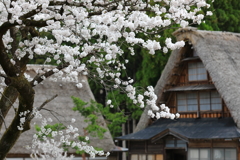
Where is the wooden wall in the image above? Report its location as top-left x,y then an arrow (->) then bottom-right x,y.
161,59 -> 232,119
188,139 -> 239,148
189,139 -> 240,160
129,141 -> 164,154
128,139 -> 240,160
166,90 -> 231,118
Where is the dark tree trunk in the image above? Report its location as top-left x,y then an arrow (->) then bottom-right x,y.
0,86 -> 18,131
0,76 -> 35,159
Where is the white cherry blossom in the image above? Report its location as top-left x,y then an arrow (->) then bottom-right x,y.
0,0 -> 212,158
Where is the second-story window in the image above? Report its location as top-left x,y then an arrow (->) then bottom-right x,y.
199,91 -> 222,111
177,91 -> 222,112
188,61 -> 207,81
177,92 -> 198,112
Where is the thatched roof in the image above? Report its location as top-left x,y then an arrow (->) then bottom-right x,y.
135,27 -> 240,132
0,64 -> 115,156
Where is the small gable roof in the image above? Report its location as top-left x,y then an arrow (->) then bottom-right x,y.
116,118 -> 240,141
136,28 -> 240,132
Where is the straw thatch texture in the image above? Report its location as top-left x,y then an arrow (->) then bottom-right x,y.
135,48 -> 182,132
0,64 -> 115,155
135,27 -> 240,132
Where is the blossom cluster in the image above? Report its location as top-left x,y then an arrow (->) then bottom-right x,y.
17,110 -> 30,131
27,112 -> 109,160
0,0 -> 212,158
0,0 -> 212,109
148,104 -> 180,119
144,87 -> 180,119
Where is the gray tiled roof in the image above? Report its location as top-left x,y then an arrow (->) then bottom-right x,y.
116,118 -> 240,141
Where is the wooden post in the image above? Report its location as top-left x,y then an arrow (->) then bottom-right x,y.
122,123 -> 126,160
82,129 -> 87,160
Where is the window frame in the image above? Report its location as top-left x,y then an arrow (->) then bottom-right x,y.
165,137 -> 186,149
177,92 -> 198,112
199,91 -> 222,111
130,154 -> 163,160
188,148 -> 211,160
188,148 -> 237,160
176,91 -> 222,113
188,61 -> 208,82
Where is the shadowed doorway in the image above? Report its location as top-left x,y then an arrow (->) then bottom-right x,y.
166,149 -> 186,160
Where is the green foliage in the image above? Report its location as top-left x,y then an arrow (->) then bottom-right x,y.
72,96 -> 128,138
35,123 -> 66,139
72,97 -> 93,117
72,96 -> 107,139
106,89 -> 142,120
199,0 -> 240,32
98,101 -> 128,137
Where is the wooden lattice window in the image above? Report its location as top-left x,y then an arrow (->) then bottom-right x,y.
131,154 -> 163,160
188,148 -> 211,160
199,91 -> 222,111
177,91 -> 222,112
177,92 -> 198,112
188,61 -> 207,81
213,148 -> 237,160
188,148 -> 237,160
165,138 -> 186,148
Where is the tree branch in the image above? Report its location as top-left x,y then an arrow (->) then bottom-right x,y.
0,39 -> 18,77
0,91 -> 16,112
19,6 -> 42,19
0,73 -> 7,78
0,110 -> 7,130
10,27 -> 19,58
41,108 -> 63,124
27,94 -> 58,121
30,63 -> 69,86
0,21 -> 18,37
0,86 -> 18,131
49,0 -> 111,7
48,0 -> 121,17
37,94 -> 58,111
21,19 -> 48,27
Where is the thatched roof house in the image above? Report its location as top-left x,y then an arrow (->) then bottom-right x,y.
0,65 -> 115,158
117,28 -> 240,160
136,27 -> 240,131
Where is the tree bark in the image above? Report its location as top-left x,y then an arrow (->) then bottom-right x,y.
0,113 -> 23,159
0,86 -> 18,131
0,76 -> 35,159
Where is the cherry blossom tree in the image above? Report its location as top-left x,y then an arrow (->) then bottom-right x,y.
0,0 -> 211,159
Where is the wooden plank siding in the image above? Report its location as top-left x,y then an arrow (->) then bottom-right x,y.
129,141 -> 164,154
167,92 -> 231,118
172,60 -> 212,87
162,58 -> 232,119
129,141 -> 146,153
128,140 -> 240,160
188,140 -> 239,148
